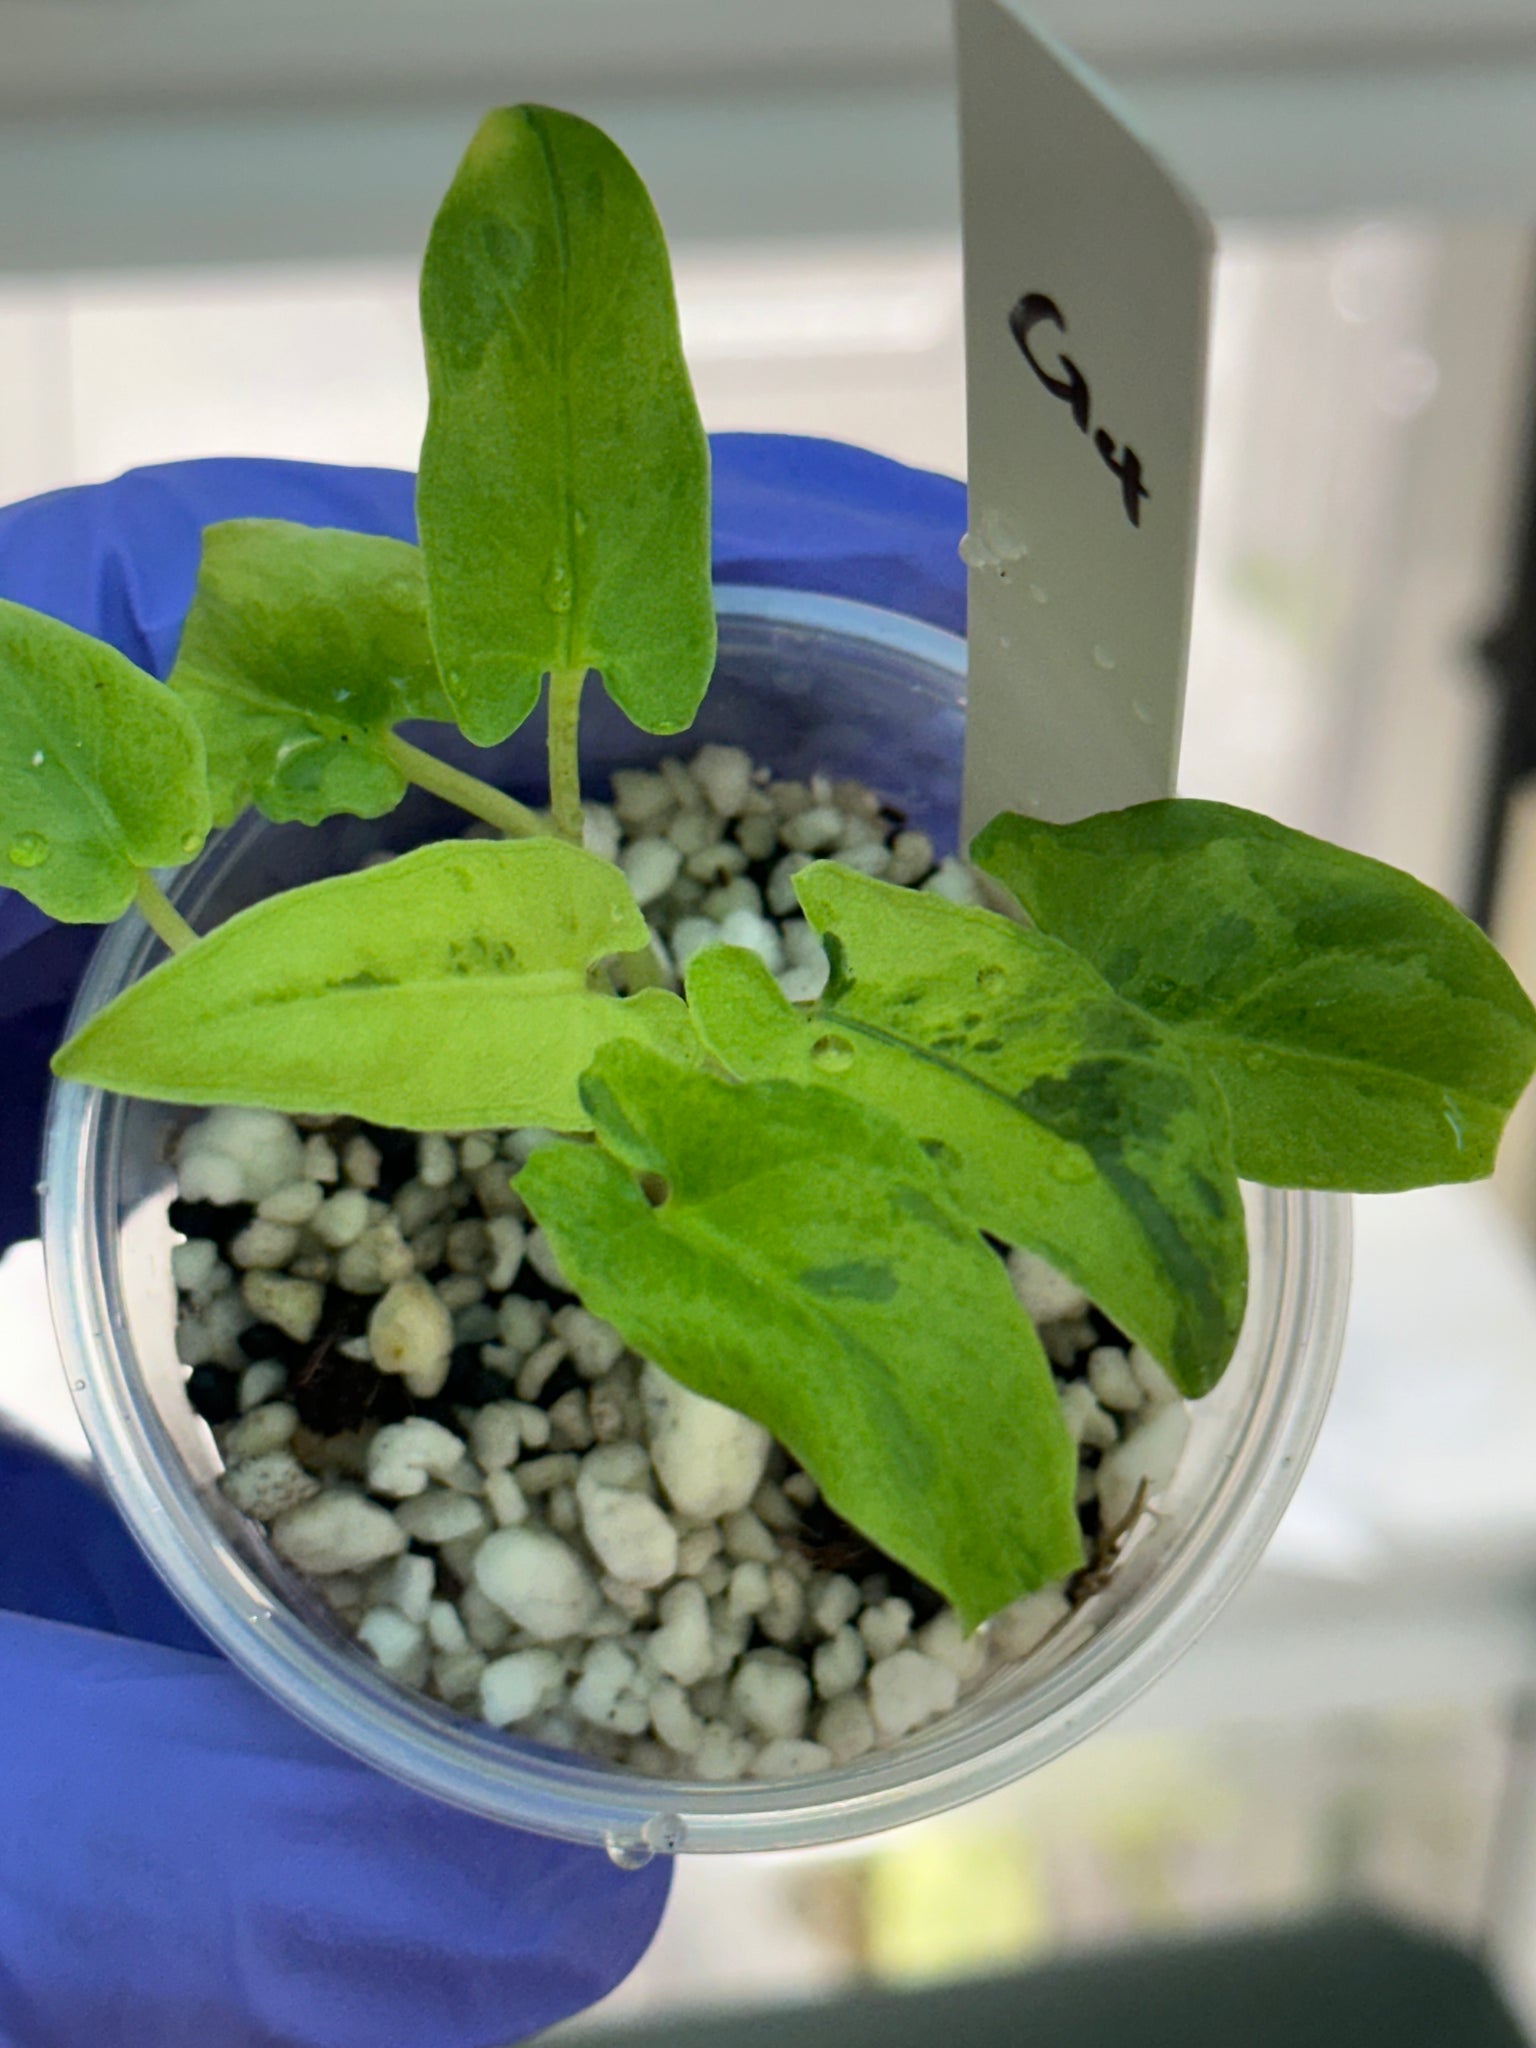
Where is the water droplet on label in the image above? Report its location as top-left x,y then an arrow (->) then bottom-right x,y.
810,1033 -> 855,1074
977,508 -> 1029,562
1131,700 -> 1153,725
543,560 -> 574,613
1028,584 -> 1049,605
71,1380 -> 85,1393
1092,646 -> 1117,672
958,530 -> 996,570
30,749 -> 45,768
8,831 -> 49,868
604,1830 -> 655,1871
998,635 -> 1012,650
643,1811 -> 686,1855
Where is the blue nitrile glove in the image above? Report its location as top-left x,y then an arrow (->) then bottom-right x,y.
0,440 -> 965,2048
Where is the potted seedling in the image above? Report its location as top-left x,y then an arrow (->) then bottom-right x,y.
9,109 -> 1536,1833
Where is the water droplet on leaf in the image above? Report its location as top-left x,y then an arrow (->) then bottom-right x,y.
810,1033 -> 855,1075
1050,1151 -> 1095,1184
977,965 -> 1006,992
8,831 -> 49,868
543,560 -> 574,613
333,687 -> 352,704
30,749 -> 45,768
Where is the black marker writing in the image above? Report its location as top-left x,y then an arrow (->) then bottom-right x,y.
1008,291 -> 1150,529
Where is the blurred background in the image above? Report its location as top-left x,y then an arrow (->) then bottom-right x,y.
6,1 -> 1536,2041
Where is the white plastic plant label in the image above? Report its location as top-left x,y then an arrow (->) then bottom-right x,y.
955,0 -> 1214,834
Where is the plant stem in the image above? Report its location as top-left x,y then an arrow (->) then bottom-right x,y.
547,667 -> 587,844
134,872 -> 197,954
384,734 -> 543,838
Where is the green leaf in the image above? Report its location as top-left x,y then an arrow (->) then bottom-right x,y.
519,1042 -> 1082,1627
0,597 -> 210,922
973,802 -> 1536,1192
417,105 -> 715,745
687,864 -> 1247,1396
53,837 -> 701,1129
168,520 -> 452,827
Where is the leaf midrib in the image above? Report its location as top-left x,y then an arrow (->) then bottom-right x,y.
530,110 -> 579,676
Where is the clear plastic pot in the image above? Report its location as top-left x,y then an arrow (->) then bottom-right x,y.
42,586 -> 1350,1859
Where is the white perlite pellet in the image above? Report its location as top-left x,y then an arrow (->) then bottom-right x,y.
178,1107 -> 304,1205
271,1491 -> 406,1575
375,1553 -> 436,1625
988,1586 -> 1070,1661
366,1418 -> 466,1499
222,1401 -> 298,1462
622,836 -> 683,906
817,1695 -> 877,1763
393,1491 -> 487,1546
175,750 -> 1194,1788
368,1277 -> 453,1399
221,1449 -> 320,1519
469,1403 -> 525,1474
731,1650 -> 812,1740
1006,1247 -> 1090,1324
1057,1379 -> 1119,1453
691,743 -> 754,817
240,1272 -> 323,1344
648,1580 -> 713,1686
1096,1400 -> 1190,1530
1087,1345 -> 1143,1412
812,1626 -> 868,1701
358,1607 -> 428,1682
641,1364 -> 771,1520
481,1648 -> 565,1728
579,1483 -> 678,1589
473,1527 -> 601,1640
238,1361 -> 287,1412
867,1649 -> 960,1738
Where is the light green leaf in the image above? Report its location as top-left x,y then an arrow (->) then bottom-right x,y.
0,597 -> 210,922
519,1043 -> 1082,1627
687,863 -> 1247,1396
168,520 -> 452,827
417,105 -> 715,745
54,837 -> 700,1129
973,802 -> 1536,1192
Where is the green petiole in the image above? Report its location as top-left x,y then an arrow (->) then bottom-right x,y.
382,732 -> 543,839
546,667 -> 586,844
133,872 -> 197,954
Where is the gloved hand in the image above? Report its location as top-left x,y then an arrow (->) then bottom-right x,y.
0,441 -> 964,2048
